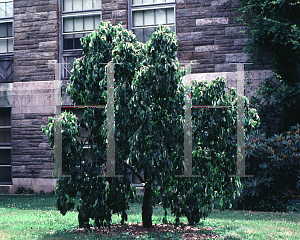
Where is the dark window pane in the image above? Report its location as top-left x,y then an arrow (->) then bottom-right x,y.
133,28 -> 144,43
0,23 -> 7,38
62,55 -> 81,79
0,166 -> 11,183
170,25 -> 175,32
7,22 -> 12,37
74,33 -> 83,49
63,35 -> 73,50
0,149 -> 11,165
132,171 -> 144,184
0,129 -> 11,143
0,109 -> 10,126
144,27 -> 155,43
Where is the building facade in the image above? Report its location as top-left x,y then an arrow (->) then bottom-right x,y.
0,0 -> 275,193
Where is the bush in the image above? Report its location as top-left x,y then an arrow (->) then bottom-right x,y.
233,124 -> 300,212
15,186 -> 34,194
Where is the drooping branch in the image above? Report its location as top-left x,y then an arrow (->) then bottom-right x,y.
123,160 -> 145,183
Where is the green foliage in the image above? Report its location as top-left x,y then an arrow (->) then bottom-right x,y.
15,186 -> 34,194
239,0 -> 300,135
234,124 -> 300,212
42,21 -> 260,228
239,0 -> 300,84
249,75 -> 300,135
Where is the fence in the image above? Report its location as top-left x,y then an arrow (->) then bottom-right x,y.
51,61 -> 254,181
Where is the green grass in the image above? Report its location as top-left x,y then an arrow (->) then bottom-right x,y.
0,194 -> 300,239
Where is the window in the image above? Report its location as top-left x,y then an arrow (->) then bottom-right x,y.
61,0 -> 101,79
61,107 -> 106,175
0,108 -> 12,184
63,15 -> 100,50
0,0 -> 13,82
130,0 -> 175,43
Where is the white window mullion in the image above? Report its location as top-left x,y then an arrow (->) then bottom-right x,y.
130,1 -> 176,43
61,0 -> 102,78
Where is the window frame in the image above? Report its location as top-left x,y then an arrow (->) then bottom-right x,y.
129,0 -> 176,43
60,0 -> 102,80
0,108 -> 12,185
61,12 -> 101,52
0,0 -> 13,83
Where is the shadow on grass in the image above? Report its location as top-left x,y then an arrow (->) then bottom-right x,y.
39,222 -> 242,240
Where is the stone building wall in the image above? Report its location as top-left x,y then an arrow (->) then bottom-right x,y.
102,0 -> 128,28
14,0 -> 59,82
0,0 -> 59,193
0,0 -> 278,193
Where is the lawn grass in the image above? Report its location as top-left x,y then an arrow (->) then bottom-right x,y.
0,194 -> 299,239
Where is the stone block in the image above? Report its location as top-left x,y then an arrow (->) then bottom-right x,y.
177,32 -> 203,41
48,11 -> 57,20
211,0 -> 230,6
30,52 -> 55,59
36,5 -> 57,12
12,165 -> 26,173
196,17 -> 228,26
225,26 -> 248,35
112,9 -> 126,18
14,32 -> 28,41
176,9 -> 192,18
43,162 -> 54,169
234,38 -> 248,46
177,19 -> 196,28
49,0 -> 58,4
24,6 -> 37,13
13,140 -> 30,148
40,25 -> 57,33
195,45 -> 219,52
13,13 -> 27,21
225,53 -> 250,63
12,155 -> 32,162
39,41 -> 57,49
215,63 -> 237,72
40,170 -> 54,178
29,12 -> 49,20
32,119 -> 42,125
12,119 -> 32,128
39,143 -> 50,150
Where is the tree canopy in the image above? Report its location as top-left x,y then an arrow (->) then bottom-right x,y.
238,0 -> 300,135
239,0 -> 300,85
42,21 -> 260,228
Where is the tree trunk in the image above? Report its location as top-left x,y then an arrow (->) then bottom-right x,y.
142,185 -> 153,227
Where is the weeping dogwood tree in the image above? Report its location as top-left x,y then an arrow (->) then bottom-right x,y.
42,21 -> 260,228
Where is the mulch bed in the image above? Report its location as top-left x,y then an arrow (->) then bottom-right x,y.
71,223 -> 227,239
